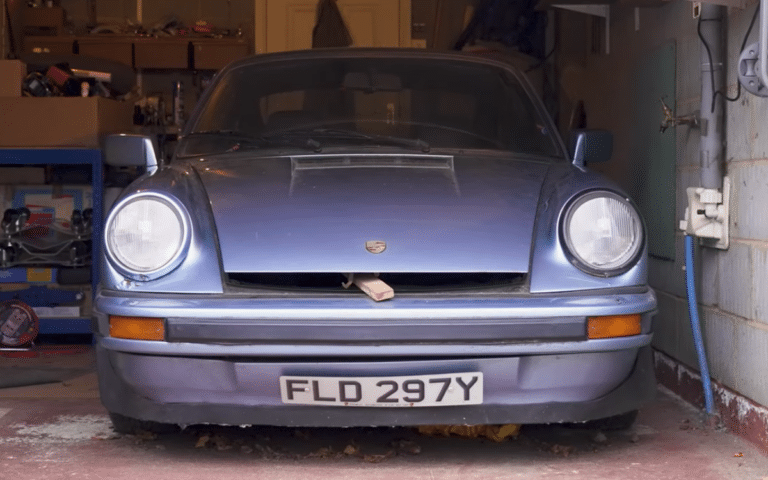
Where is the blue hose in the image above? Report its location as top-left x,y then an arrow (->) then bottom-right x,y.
684,235 -> 715,415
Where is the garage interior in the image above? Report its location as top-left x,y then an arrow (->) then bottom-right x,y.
2,0 -> 768,477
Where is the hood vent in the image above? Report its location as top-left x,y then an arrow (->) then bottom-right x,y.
291,154 -> 454,170
290,154 -> 459,196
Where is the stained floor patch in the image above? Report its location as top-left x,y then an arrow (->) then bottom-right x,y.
3,414 -> 115,444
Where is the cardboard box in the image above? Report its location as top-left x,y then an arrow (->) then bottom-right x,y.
135,38 -> 190,69
24,36 -> 74,55
0,168 -> 46,184
78,37 -> 134,67
0,97 -> 133,147
24,7 -> 65,27
193,39 -> 249,70
0,60 -> 26,97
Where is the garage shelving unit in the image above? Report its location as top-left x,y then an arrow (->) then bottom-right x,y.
0,148 -> 102,337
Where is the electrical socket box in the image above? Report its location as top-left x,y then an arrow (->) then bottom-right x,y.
679,176 -> 730,249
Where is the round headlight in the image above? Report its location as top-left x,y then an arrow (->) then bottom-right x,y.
562,191 -> 643,276
105,193 -> 190,280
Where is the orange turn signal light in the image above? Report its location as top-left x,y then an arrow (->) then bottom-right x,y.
109,316 -> 165,341
587,314 -> 641,339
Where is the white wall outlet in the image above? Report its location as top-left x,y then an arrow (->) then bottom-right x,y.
679,176 -> 730,249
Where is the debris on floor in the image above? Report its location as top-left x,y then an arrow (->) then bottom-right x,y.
252,444 -> 285,459
194,434 -> 210,448
343,444 -> 359,455
390,439 -> 421,455
417,424 -> 521,442
307,446 -> 338,459
362,451 -> 394,463
126,432 -> 158,445
213,436 -> 233,451
547,443 -> 576,457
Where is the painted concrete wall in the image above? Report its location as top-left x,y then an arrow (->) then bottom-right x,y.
558,1 -> 768,408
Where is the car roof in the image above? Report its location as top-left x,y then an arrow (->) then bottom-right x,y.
221,47 -> 524,75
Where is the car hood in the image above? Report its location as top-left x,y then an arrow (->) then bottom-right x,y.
193,153 -> 551,273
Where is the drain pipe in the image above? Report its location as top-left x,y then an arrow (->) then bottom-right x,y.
687,2 -> 726,416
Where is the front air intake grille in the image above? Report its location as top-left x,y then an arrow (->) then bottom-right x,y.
226,272 -> 527,293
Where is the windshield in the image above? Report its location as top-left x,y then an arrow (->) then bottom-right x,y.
179,56 -> 562,158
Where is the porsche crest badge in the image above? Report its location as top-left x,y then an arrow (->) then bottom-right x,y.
365,240 -> 386,254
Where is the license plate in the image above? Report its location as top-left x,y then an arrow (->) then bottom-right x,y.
279,373 -> 483,407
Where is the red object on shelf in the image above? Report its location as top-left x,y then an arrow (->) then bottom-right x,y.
192,21 -> 213,34
0,300 -> 40,347
45,64 -> 71,87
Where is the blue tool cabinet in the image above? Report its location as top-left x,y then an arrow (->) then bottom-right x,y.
0,149 -> 102,336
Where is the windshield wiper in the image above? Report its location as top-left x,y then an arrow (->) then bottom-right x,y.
185,130 -> 321,152
264,127 -> 430,153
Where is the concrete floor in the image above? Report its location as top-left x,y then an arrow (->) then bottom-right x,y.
1,347 -> 768,480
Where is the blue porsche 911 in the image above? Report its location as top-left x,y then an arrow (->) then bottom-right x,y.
96,48 -> 656,433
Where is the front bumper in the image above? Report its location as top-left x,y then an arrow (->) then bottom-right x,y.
94,288 -> 657,427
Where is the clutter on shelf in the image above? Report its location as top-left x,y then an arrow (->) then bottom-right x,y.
1,191 -> 93,269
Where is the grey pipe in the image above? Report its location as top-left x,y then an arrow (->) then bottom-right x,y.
690,3 -> 726,420
700,3 -> 726,190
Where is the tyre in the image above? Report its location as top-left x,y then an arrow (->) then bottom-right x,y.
108,412 -> 180,435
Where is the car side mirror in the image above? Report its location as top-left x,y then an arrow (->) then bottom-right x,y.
103,134 -> 159,173
570,130 -> 613,168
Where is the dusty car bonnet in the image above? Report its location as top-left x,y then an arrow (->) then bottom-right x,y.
193,153 -> 550,273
